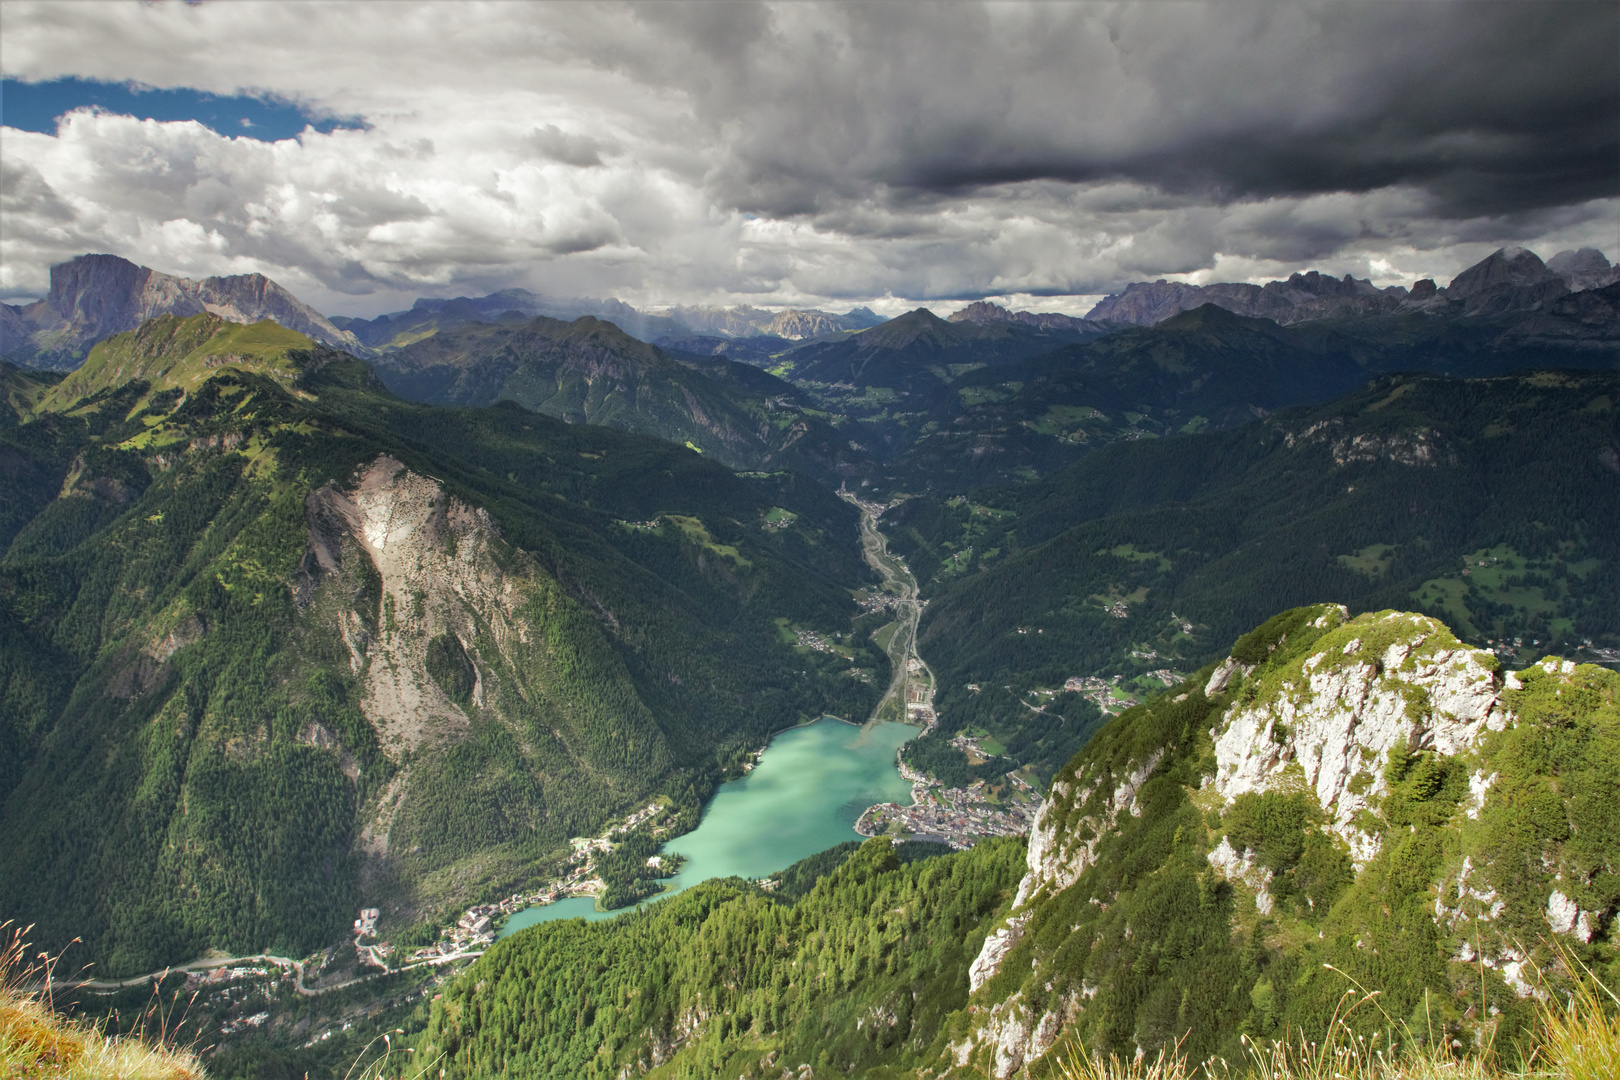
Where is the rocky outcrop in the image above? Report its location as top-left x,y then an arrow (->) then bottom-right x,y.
1209,610 -> 1509,866
2,253 -> 365,366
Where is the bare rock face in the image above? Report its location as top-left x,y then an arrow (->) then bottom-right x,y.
3,253 -> 365,366
1547,248 -> 1620,292
947,301 -> 1110,335
1209,610 -> 1509,866
308,455 -> 504,759
766,309 -> 849,340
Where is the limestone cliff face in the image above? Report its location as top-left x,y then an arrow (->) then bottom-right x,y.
1209,610 -> 1509,866
302,454 -> 672,858
2,253 -> 365,366
948,605 -> 1618,1078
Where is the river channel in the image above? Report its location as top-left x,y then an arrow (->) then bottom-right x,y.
499,716 -> 917,936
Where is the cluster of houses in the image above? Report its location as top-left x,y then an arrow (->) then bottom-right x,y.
1063,674 -> 1138,715
220,1010 -> 270,1035
184,964 -> 282,993
856,592 -> 897,614
795,627 -> 840,654
855,774 -> 1040,850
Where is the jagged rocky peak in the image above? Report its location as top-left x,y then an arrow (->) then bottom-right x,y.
2,252 -> 365,366
1445,246 -> 1563,298
1547,247 -> 1619,291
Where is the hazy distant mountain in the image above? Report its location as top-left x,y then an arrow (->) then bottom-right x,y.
331,289 -> 690,348
947,300 -> 1113,334
1085,246 -> 1618,327
0,253 -> 365,367
335,292 -> 883,350
370,313 -> 863,477
1548,247 -> 1620,291
661,303 -> 883,339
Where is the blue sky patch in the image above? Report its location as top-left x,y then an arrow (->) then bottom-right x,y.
0,77 -> 364,141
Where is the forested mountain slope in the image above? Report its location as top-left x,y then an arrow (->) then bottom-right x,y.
879,296 -> 1620,491
422,837 -> 1025,1080
369,314 -> 864,479
891,371 -> 1620,779
407,606 -> 1617,1079
0,313 -> 884,975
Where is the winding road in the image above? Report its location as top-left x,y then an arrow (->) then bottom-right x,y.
34,946 -> 479,999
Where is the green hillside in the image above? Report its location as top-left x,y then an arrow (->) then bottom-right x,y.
420,837 -> 1025,1079
891,371 -> 1620,780
38,314 -> 318,411
876,303 -> 1620,492
941,606 -> 1620,1076
0,314 -> 886,974
370,314 -> 863,479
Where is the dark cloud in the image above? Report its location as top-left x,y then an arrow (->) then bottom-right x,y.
526,124 -> 613,167
622,2 -> 1618,219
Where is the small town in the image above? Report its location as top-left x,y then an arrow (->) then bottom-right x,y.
794,627 -> 840,654
855,767 -> 1041,850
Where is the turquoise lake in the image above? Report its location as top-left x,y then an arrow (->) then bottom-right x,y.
499,717 -> 916,937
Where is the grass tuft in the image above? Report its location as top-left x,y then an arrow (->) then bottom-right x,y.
1054,950 -> 1618,1079
0,922 -> 206,1080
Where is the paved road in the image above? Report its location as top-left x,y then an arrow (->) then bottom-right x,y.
37,947 -> 483,999
38,953 -> 313,997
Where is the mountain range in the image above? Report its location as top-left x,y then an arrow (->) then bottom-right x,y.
1085,246 -> 1619,327
3,241 -> 1619,1079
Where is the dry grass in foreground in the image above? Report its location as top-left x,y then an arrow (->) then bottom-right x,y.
1058,955 -> 1620,1080
0,924 -> 206,1080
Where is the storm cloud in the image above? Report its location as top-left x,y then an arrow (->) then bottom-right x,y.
2,1 -> 1615,315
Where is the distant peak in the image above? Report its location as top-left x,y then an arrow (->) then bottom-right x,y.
947,301 -> 1011,324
